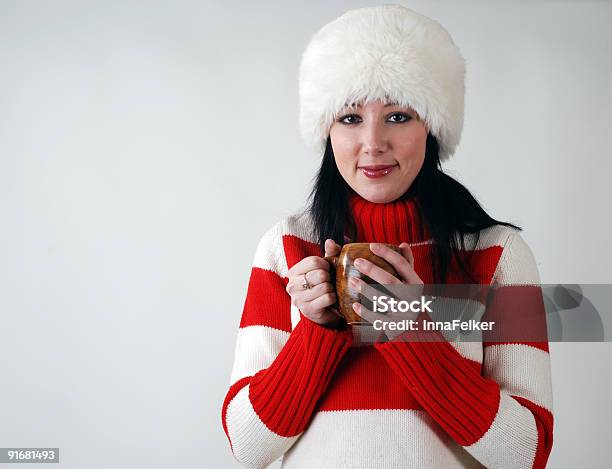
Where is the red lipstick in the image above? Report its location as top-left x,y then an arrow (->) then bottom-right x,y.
359,164 -> 398,178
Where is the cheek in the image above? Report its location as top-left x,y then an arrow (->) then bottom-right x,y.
330,128 -> 359,169
330,126 -> 351,148
334,153 -> 356,180
395,129 -> 427,167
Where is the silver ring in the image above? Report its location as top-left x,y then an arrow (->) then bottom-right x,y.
302,273 -> 313,290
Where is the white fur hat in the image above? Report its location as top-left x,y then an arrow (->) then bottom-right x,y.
298,4 -> 466,161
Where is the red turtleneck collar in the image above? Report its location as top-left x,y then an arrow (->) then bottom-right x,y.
346,190 -> 430,244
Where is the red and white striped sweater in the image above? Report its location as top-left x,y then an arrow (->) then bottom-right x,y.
221,192 -> 554,468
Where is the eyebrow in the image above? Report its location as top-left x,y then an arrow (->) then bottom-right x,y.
345,101 -> 401,108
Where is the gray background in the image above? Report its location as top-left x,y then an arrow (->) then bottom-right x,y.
1,0 -> 611,468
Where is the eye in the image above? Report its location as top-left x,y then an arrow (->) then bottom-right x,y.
337,114 -> 361,124
388,113 -> 411,123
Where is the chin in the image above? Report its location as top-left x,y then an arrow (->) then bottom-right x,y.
357,186 -> 400,204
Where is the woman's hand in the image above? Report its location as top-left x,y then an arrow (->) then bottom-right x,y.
350,242 -> 424,340
286,239 -> 344,329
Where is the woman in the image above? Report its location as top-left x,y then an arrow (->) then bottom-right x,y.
221,5 -> 553,468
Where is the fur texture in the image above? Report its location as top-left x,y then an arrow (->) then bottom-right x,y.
298,4 -> 466,161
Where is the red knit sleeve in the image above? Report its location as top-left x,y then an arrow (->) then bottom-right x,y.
374,230 -> 554,469
248,314 -> 353,435
374,314 -> 501,445
221,222 -> 353,468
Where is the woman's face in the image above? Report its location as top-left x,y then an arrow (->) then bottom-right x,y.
329,99 -> 428,203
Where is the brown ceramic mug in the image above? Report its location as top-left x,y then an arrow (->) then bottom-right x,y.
324,243 -> 401,325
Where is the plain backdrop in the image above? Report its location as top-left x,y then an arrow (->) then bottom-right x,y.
1,1 -> 611,468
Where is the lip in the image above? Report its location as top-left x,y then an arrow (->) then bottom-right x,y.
358,164 -> 398,179
358,164 -> 397,170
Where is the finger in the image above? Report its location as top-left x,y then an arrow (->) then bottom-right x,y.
304,269 -> 332,287
286,268 -> 332,295
353,302 -> 413,327
350,277 -> 420,322
398,243 -> 422,284
399,242 -> 414,267
383,282 -> 425,308
304,291 -> 337,311
290,282 -> 334,303
353,257 -> 401,284
370,242 -> 422,284
290,255 -> 332,275
324,238 -> 341,258
352,302 -> 387,326
369,242 -> 416,283
353,303 -> 410,341
349,276 -> 387,304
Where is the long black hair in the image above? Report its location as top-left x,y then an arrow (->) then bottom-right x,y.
306,133 -> 521,283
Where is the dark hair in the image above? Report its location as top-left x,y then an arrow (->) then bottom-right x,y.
306,134 -> 521,283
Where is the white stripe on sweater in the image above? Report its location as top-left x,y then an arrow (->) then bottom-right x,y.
226,385 -> 299,469
483,343 -> 554,411
492,231 -> 541,285
253,222 -> 289,277
465,393 -> 538,469
229,326 -> 290,386
280,409 -> 484,469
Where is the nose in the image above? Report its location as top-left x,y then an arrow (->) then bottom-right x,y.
361,120 -> 388,156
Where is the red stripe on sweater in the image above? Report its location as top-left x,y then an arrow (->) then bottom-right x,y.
239,267 -> 292,332
317,344 -> 484,412
316,346 -> 424,411
411,244 -> 504,285
511,395 -> 554,469
483,285 -> 549,352
221,376 -> 251,451
282,235 -> 322,270
281,232 -> 503,286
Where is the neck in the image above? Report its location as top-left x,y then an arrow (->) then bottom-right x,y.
347,190 -> 430,244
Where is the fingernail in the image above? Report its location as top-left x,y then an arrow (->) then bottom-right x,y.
352,302 -> 361,314
349,277 -> 361,291
354,258 -> 365,267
